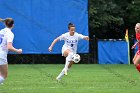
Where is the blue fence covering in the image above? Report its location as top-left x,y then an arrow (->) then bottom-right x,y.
98,40 -> 129,64
0,0 -> 89,54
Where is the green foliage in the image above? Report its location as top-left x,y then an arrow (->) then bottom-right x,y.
89,0 -> 140,39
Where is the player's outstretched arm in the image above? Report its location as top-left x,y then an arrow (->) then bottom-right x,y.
48,37 -> 60,52
131,41 -> 139,49
7,42 -> 22,54
83,36 -> 89,41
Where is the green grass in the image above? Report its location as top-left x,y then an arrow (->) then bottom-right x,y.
0,64 -> 140,93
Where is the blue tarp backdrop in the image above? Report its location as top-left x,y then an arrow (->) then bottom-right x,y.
98,40 -> 129,64
0,0 -> 89,54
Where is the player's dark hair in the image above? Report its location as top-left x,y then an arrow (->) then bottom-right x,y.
1,18 -> 14,28
68,23 -> 75,29
5,18 -> 14,28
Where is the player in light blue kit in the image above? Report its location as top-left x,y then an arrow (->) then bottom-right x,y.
48,23 -> 89,81
0,18 -> 22,84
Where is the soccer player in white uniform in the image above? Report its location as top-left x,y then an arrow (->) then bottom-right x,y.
48,23 -> 89,81
0,18 -> 22,84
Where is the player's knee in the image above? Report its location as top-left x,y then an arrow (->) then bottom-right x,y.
63,52 -> 68,57
134,62 -> 139,66
63,49 -> 71,57
133,62 -> 137,66
133,60 -> 139,66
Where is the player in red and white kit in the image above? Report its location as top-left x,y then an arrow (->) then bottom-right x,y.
48,23 -> 89,81
132,23 -> 140,73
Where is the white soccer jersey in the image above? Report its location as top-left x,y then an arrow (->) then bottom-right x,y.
59,32 -> 85,54
0,27 -> 14,62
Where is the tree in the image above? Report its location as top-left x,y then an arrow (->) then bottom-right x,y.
89,0 -> 140,39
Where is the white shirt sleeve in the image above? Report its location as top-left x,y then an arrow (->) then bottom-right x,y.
59,33 -> 66,41
7,31 -> 14,43
78,33 -> 85,40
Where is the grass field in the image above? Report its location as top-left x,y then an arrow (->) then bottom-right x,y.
0,64 -> 140,93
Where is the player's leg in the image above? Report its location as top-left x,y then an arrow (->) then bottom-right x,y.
133,52 -> 140,72
68,61 -> 74,68
64,50 -> 74,75
0,64 -> 8,84
133,56 -> 140,79
56,68 -> 65,81
56,49 -> 73,80
133,51 -> 138,64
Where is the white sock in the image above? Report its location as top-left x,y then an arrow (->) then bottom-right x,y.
0,76 -> 4,84
64,60 -> 70,71
56,52 -> 73,80
65,52 -> 73,71
56,68 -> 65,80
56,61 -> 71,80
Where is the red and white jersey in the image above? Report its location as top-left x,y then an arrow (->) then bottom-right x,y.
136,33 -> 140,51
0,27 -> 14,61
59,32 -> 85,54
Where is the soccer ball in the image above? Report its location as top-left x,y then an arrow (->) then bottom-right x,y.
72,54 -> 81,63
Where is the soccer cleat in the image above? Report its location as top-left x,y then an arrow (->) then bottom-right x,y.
64,70 -> 68,76
56,77 -> 61,81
